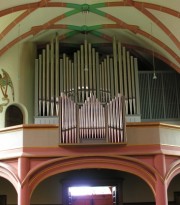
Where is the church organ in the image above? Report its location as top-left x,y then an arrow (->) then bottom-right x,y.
34,35 -> 141,125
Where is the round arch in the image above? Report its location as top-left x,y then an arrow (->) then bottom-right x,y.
5,102 -> 28,127
27,155 -> 158,198
166,160 -> 180,188
0,163 -> 19,193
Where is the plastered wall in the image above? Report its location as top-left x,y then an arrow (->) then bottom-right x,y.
0,42 -> 36,128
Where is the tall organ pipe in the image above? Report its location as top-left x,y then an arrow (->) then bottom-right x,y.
35,36 -> 140,119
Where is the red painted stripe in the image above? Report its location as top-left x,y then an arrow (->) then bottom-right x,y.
104,1 -> 180,18
124,44 -> 180,73
0,2 -> 67,17
0,0 -> 52,40
137,29 -> 180,64
134,4 -> 180,50
0,30 -> 33,55
104,1 -> 179,49
134,2 -> 180,18
0,8 -> 36,41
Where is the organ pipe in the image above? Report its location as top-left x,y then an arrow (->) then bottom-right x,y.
46,44 -> 50,116
50,40 -> 54,116
113,37 -> 118,96
35,35 -> 140,117
134,58 -> 141,114
59,94 -> 126,144
118,42 -> 123,95
34,59 -> 39,116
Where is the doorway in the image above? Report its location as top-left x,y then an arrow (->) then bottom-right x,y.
61,169 -> 123,205
68,186 -> 115,205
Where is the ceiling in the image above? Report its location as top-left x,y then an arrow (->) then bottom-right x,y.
0,0 -> 179,72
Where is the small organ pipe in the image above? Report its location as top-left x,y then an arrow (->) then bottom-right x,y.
35,59 -> 39,116
50,40 -> 54,116
66,56 -> 69,95
107,56 -> 110,98
127,51 -> 132,114
46,44 -> 50,116
77,51 -> 81,102
80,45 -> 85,101
42,49 -> 46,116
55,35 -> 59,98
122,47 -> 128,114
92,48 -> 96,93
118,42 -> 123,95
99,64 -> 102,101
134,58 -> 140,114
122,47 -> 128,99
113,37 -> 118,96
60,59 -> 63,94
38,54 -> 42,115
69,59 -> 72,95
88,43 -> 92,93
96,52 -> 100,99
63,54 -> 66,94
74,53 -> 78,102
130,56 -> 135,114
84,41 -> 88,95
110,58 -> 114,99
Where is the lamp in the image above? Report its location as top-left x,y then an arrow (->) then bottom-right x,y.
152,50 -> 157,80
82,3 -> 89,71
151,23 -> 157,80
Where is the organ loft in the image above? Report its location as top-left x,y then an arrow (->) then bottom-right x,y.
34,34 -> 141,144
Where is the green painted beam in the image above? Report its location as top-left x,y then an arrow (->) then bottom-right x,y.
66,3 -> 82,9
89,7 -> 106,17
65,8 -> 81,17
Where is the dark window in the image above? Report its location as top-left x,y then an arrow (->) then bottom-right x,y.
0,195 -> 6,205
5,105 -> 23,127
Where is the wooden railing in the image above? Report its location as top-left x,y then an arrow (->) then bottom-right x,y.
59,93 -> 126,145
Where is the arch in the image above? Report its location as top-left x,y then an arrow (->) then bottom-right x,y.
26,155 -> 159,198
166,159 -> 180,188
0,162 -> 19,192
5,103 -> 28,127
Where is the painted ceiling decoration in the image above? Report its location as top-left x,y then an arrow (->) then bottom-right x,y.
0,0 -> 179,72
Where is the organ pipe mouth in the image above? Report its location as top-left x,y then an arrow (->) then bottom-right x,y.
153,72 -> 157,80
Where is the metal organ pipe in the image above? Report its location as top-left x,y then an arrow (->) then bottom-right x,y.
35,36 -> 140,120
113,37 -> 118,97
46,44 -> 50,116
38,54 -> 42,116
50,40 -> 54,116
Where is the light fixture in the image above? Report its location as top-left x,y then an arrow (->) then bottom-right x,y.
82,3 -> 89,71
152,50 -> 157,80
151,23 -> 157,80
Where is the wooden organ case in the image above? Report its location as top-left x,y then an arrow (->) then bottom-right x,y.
34,35 -> 141,144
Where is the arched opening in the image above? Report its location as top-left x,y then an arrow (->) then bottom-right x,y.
31,169 -> 155,205
0,177 -> 17,205
168,173 -> 180,205
5,105 -> 23,127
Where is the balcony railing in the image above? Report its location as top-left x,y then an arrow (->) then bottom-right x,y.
59,93 -> 126,145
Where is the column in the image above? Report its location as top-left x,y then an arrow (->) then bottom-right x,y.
18,183 -> 30,205
155,178 -> 168,205
18,157 -> 30,205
